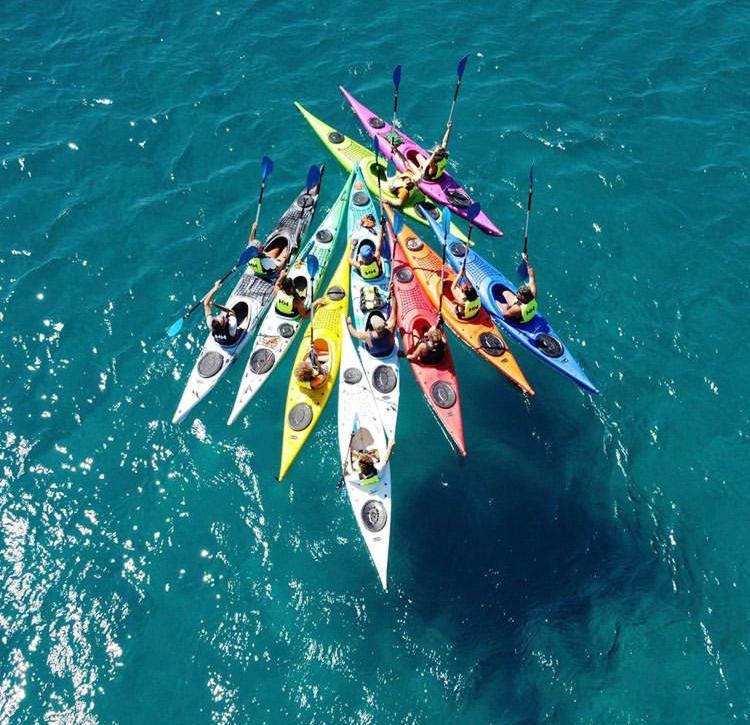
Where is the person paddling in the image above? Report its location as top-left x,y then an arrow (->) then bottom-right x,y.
347,286 -> 398,357
406,324 -> 446,364
349,214 -> 384,280
204,279 -> 239,344
451,276 -> 481,320
346,439 -> 396,487
499,252 -> 538,323
272,269 -> 310,318
294,343 -> 330,389
384,173 -> 422,210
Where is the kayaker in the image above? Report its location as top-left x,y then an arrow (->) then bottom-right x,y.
294,344 -> 329,390
407,324 -> 446,364
349,215 -> 383,280
204,279 -> 239,345
346,286 -> 398,357
451,277 -> 481,320
395,141 -> 449,184
347,440 -> 396,486
499,253 -> 538,323
247,222 -> 290,276
384,173 -> 421,209
272,269 -> 310,318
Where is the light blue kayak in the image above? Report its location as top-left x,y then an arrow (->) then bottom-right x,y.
421,208 -> 598,395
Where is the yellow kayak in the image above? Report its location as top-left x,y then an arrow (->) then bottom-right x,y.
278,249 -> 351,481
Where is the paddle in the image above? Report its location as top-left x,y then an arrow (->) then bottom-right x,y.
389,64 -> 402,167
517,162 -> 535,279
166,246 -> 258,338
442,55 -> 469,150
251,155 -> 274,239
306,253 -> 320,361
459,202 -> 481,278
435,207 -> 452,323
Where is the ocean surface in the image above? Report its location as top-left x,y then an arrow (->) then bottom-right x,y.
1,1 -> 749,722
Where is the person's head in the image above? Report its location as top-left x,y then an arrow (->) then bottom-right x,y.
211,314 -> 228,333
370,314 -> 386,336
459,279 -> 477,299
361,214 -> 377,229
280,277 -> 295,295
357,451 -> 377,477
403,178 -> 415,190
293,276 -> 308,297
425,327 -> 442,348
517,284 -> 534,303
294,361 -> 314,382
433,146 -> 448,160
360,245 -> 374,263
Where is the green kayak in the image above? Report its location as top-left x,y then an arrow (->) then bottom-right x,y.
294,102 -> 470,245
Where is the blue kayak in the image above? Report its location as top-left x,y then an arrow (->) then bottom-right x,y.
420,208 -> 599,395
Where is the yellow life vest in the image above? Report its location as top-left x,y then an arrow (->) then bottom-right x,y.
520,298 -> 538,323
359,259 -> 381,280
463,295 -> 481,319
359,472 -> 379,486
275,290 -> 295,316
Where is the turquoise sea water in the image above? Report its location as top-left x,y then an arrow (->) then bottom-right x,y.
2,1 -> 749,721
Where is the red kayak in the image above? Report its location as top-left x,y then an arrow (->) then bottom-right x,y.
340,86 -> 502,237
389,224 -> 466,456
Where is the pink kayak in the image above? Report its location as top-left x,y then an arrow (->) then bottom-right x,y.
339,86 -> 503,237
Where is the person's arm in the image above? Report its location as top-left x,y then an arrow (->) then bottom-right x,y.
388,187 -> 409,209
312,297 -> 328,311
440,120 -> 452,150
500,298 -> 522,320
386,286 -> 397,332
525,255 -> 537,298
248,221 -> 258,245
407,341 -> 426,362
450,277 -> 464,301
348,244 -> 359,268
203,279 -> 222,318
374,220 -> 384,258
346,317 -> 369,342
383,439 -> 396,464
273,269 -> 287,295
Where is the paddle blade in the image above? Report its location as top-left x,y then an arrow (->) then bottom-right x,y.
372,135 -> 380,161
306,164 -> 321,192
467,201 -> 481,223
441,208 -> 452,239
457,55 -> 469,79
166,318 -> 184,338
238,246 -> 258,266
392,212 -> 404,235
392,64 -> 402,89
261,155 -> 273,181
307,253 -> 319,279
517,259 -> 528,280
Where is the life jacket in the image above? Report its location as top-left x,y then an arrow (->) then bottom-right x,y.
462,295 -> 481,319
389,175 -> 420,204
212,314 -> 236,345
421,337 -> 445,364
360,286 -> 385,311
427,155 -> 448,179
520,298 -> 538,323
366,329 -> 394,358
359,471 -> 379,486
359,258 -> 381,280
275,290 -> 295,317
249,255 -> 277,276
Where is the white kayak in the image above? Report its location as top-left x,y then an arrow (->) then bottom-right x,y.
348,163 -> 400,440
172,174 -> 322,424
338,317 -> 392,591
227,171 -> 353,425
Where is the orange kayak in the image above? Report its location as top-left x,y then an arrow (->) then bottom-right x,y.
385,207 -> 534,396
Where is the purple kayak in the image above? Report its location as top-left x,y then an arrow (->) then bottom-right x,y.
339,86 -> 503,237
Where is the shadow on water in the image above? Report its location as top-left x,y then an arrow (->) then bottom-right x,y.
394,376 -> 677,722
